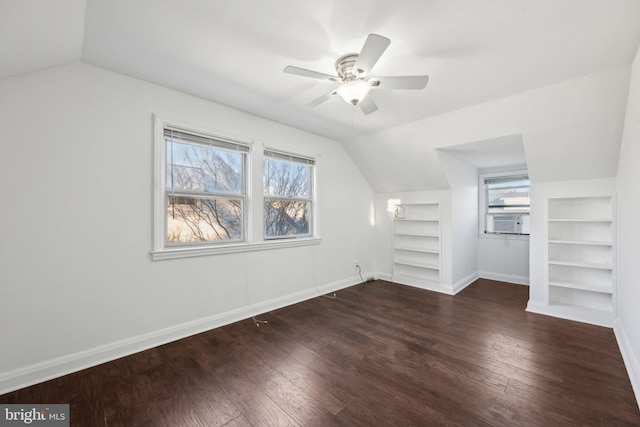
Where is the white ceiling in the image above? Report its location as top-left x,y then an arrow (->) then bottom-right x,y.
438,135 -> 526,170
3,0 -> 640,143
0,0 -> 85,78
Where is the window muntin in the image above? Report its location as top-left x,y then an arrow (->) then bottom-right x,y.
263,150 -> 314,239
485,175 -> 530,214
165,128 -> 248,246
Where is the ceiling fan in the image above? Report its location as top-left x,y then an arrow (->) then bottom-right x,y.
283,34 -> 429,115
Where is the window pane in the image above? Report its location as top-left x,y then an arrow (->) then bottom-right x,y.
166,139 -> 244,194
263,156 -> 310,198
264,200 -> 310,237
487,183 -> 530,213
167,195 -> 242,243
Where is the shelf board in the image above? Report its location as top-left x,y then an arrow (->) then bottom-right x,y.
548,239 -> 612,246
392,273 -> 440,288
394,246 -> 439,254
393,232 -> 439,238
548,260 -> 612,270
393,259 -> 440,270
548,280 -> 613,294
394,218 -> 439,223
548,218 -> 612,223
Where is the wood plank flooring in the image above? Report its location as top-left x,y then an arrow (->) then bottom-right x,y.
1,279 -> 639,426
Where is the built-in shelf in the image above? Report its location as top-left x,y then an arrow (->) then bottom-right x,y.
548,260 -> 612,270
548,280 -> 613,294
393,259 -> 440,270
545,195 -> 615,325
394,246 -> 440,254
392,203 -> 441,289
548,239 -> 612,246
392,273 -> 440,290
548,218 -> 612,222
393,232 -> 440,238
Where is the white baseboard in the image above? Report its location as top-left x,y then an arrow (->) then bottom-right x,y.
614,318 -> 640,411
525,300 -> 546,312
0,274 -> 367,395
375,272 -> 392,282
479,271 -> 529,285
388,272 -> 478,296
449,272 -> 479,295
391,271 -> 523,296
526,300 -> 613,328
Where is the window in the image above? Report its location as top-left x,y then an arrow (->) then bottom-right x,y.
164,127 -> 249,246
152,115 -> 321,260
480,172 -> 530,235
263,150 -> 314,239
485,174 -> 530,214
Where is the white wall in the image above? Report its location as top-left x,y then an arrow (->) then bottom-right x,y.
345,66 -> 630,193
478,237 -> 529,285
0,63 -> 376,393
615,44 -> 640,405
373,193 -> 396,280
436,151 -> 479,290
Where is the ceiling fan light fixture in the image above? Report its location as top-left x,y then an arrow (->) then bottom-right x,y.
284,34 -> 428,114
336,79 -> 371,105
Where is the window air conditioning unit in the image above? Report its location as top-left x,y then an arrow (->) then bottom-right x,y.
486,214 -> 530,234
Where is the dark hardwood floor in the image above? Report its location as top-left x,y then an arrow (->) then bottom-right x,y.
2,279 -> 639,426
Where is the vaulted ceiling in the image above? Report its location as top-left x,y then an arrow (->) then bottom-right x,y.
3,0 -> 640,190
3,0 -> 640,140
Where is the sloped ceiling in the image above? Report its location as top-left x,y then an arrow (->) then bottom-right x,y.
2,0 -> 640,191
0,0 -> 85,77
439,135 -> 526,171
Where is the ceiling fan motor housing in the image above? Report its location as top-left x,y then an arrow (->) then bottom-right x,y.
336,54 -> 361,80
335,54 -> 371,105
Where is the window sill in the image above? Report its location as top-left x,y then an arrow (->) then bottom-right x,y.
478,233 -> 529,241
150,237 -> 322,261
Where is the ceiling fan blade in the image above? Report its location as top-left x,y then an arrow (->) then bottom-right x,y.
284,65 -> 339,82
354,34 -> 391,76
358,94 -> 378,115
370,75 -> 429,90
307,90 -> 337,108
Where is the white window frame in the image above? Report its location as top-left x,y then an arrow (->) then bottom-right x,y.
478,170 -> 530,239
151,115 -> 320,260
263,149 -> 315,240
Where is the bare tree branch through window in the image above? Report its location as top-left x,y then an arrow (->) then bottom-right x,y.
263,152 -> 313,238
165,131 -> 246,244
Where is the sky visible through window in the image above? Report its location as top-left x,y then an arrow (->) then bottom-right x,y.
487,178 -> 530,213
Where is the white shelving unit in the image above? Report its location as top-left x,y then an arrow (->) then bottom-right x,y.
392,203 -> 441,289
546,195 -> 615,324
